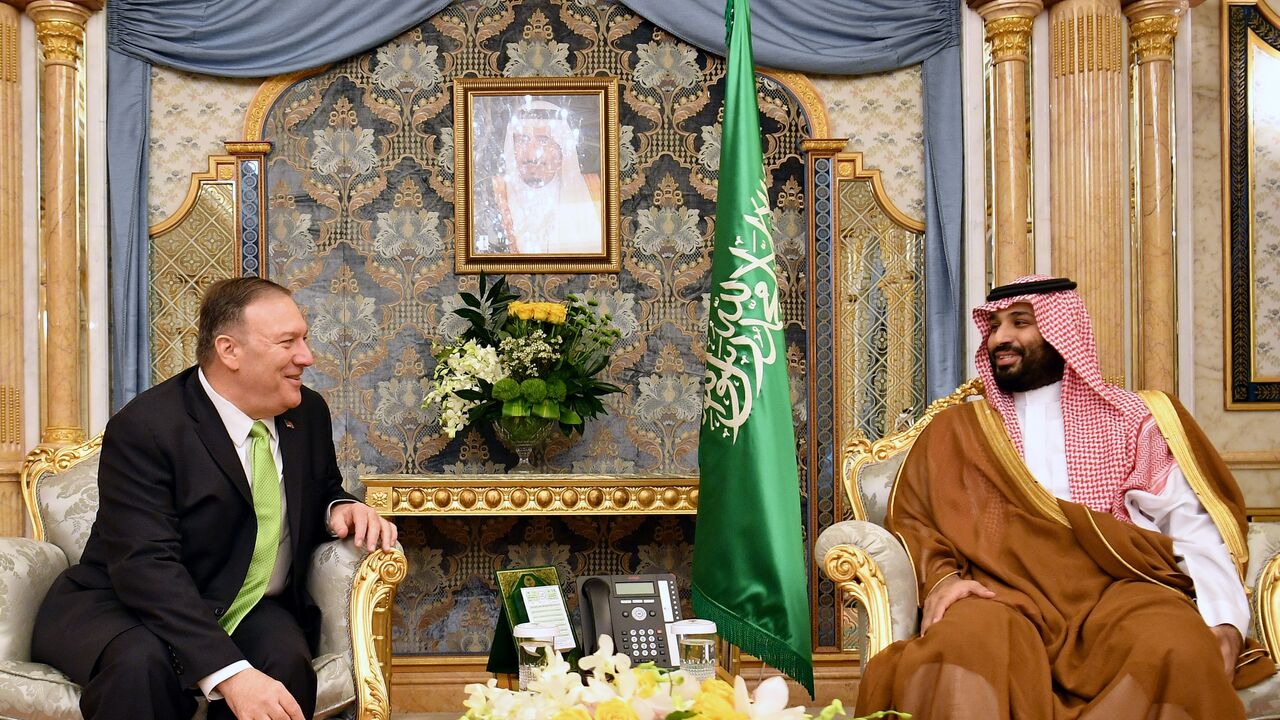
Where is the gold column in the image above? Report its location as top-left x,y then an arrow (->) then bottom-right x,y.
977,0 -> 1043,284
1049,0 -> 1127,380
1125,0 -> 1185,393
28,0 -> 90,449
0,1 -> 24,536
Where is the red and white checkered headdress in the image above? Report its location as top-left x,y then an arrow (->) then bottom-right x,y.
972,275 -> 1176,520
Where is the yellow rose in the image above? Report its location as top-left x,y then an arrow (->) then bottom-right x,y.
634,668 -> 660,698
533,306 -> 549,321
594,698 -> 639,720
552,708 -> 592,720
692,680 -> 746,720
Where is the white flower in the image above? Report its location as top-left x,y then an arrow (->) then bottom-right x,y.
577,634 -> 632,681
734,675 -> 808,720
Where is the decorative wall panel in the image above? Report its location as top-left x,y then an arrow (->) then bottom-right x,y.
149,182 -> 237,384
1225,2 -> 1280,405
257,0 -> 817,655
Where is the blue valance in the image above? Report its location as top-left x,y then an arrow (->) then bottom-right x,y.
107,0 -> 963,408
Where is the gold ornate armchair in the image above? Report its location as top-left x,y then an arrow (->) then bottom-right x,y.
0,436 -> 406,720
814,381 -> 1280,717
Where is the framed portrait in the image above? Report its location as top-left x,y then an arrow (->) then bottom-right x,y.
453,76 -> 621,274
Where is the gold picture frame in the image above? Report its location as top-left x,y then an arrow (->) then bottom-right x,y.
1223,1 -> 1280,407
453,76 -> 621,274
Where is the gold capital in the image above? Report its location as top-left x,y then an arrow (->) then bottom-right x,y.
1129,15 -> 1181,63
987,16 -> 1036,63
26,1 -> 89,68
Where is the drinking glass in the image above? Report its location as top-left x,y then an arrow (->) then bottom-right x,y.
670,618 -> 717,682
512,622 -> 558,691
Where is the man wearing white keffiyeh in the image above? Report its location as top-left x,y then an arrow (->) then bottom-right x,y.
483,99 -> 603,255
857,275 -> 1276,720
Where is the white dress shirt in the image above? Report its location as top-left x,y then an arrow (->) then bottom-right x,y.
195,369 -> 290,698
1013,381 -> 1250,638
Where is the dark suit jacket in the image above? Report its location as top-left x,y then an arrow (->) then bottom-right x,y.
32,366 -> 356,686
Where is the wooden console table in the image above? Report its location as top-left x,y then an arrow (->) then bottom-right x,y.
361,473 -> 699,516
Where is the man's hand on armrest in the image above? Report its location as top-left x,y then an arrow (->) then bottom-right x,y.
1211,623 -> 1243,678
329,502 -> 398,552
920,575 -> 995,635
218,667 -> 304,720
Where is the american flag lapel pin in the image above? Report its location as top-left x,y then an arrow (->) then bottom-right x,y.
284,419 -> 295,429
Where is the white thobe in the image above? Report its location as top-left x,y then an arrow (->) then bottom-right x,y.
1014,381 -> 1250,638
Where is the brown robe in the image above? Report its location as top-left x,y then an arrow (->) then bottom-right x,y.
856,392 -> 1275,720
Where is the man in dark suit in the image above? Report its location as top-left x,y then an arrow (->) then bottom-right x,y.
32,278 -> 398,720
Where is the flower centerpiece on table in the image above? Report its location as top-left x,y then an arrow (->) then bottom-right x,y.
461,635 -> 907,720
422,274 -> 623,471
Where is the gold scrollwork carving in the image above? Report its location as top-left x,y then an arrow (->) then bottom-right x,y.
824,543 -> 894,660
1256,550 -> 1280,662
21,433 -> 103,540
987,16 -> 1035,63
758,69 -> 830,138
34,18 -> 84,66
841,379 -> 983,520
1129,15 -> 1180,63
243,68 -> 332,141
350,548 -> 407,720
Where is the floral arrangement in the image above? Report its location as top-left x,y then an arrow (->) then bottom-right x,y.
461,636 -> 906,720
423,274 -> 623,440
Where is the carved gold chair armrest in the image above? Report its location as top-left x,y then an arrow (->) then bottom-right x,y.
815,520 -> 919,660
1248,523 -> 1280,659
308,540 -> 407,720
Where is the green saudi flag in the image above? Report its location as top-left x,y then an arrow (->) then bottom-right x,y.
692,0 -> 814,695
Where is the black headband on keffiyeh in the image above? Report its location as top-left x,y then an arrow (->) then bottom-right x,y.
986,277 -> 1077,302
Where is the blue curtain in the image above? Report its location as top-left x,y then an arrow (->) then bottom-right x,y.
617,0 -> 964,400
107,0 -> 963,408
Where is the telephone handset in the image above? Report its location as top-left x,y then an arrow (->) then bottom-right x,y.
576,573 -> 683,667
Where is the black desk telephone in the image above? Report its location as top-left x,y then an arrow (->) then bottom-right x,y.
577,573 -> 683,667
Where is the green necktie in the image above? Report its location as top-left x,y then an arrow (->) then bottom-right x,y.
219,420 -> 282,635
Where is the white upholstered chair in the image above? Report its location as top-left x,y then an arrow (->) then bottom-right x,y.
0,436 -> 406,720
815,380 -> 1280,718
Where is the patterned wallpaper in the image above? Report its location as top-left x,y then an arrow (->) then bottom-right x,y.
148,69 -> 261,225
257,0 -> 812,655
812,67 -> 924,220
144,1 -> 929,655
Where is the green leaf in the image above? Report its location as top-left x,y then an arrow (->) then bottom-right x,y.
532,400 -> 560,419
664,712 -> 698,720
501,400 -> 530,417
559,408 -> 582,424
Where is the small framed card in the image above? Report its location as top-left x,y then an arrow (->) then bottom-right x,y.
488,566 -> 579,673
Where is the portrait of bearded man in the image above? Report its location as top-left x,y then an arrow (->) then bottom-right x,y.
473,98 -> 604,256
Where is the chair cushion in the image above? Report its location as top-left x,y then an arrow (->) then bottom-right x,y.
0,539 -> 68,662
34,454 -> 100,567
855,452 -> 905,527
0,653 -> 353,720
0,660 -> 81,720
1240,670 -> 1280,719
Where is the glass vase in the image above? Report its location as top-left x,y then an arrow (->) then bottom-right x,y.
492,416 -> 557,473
